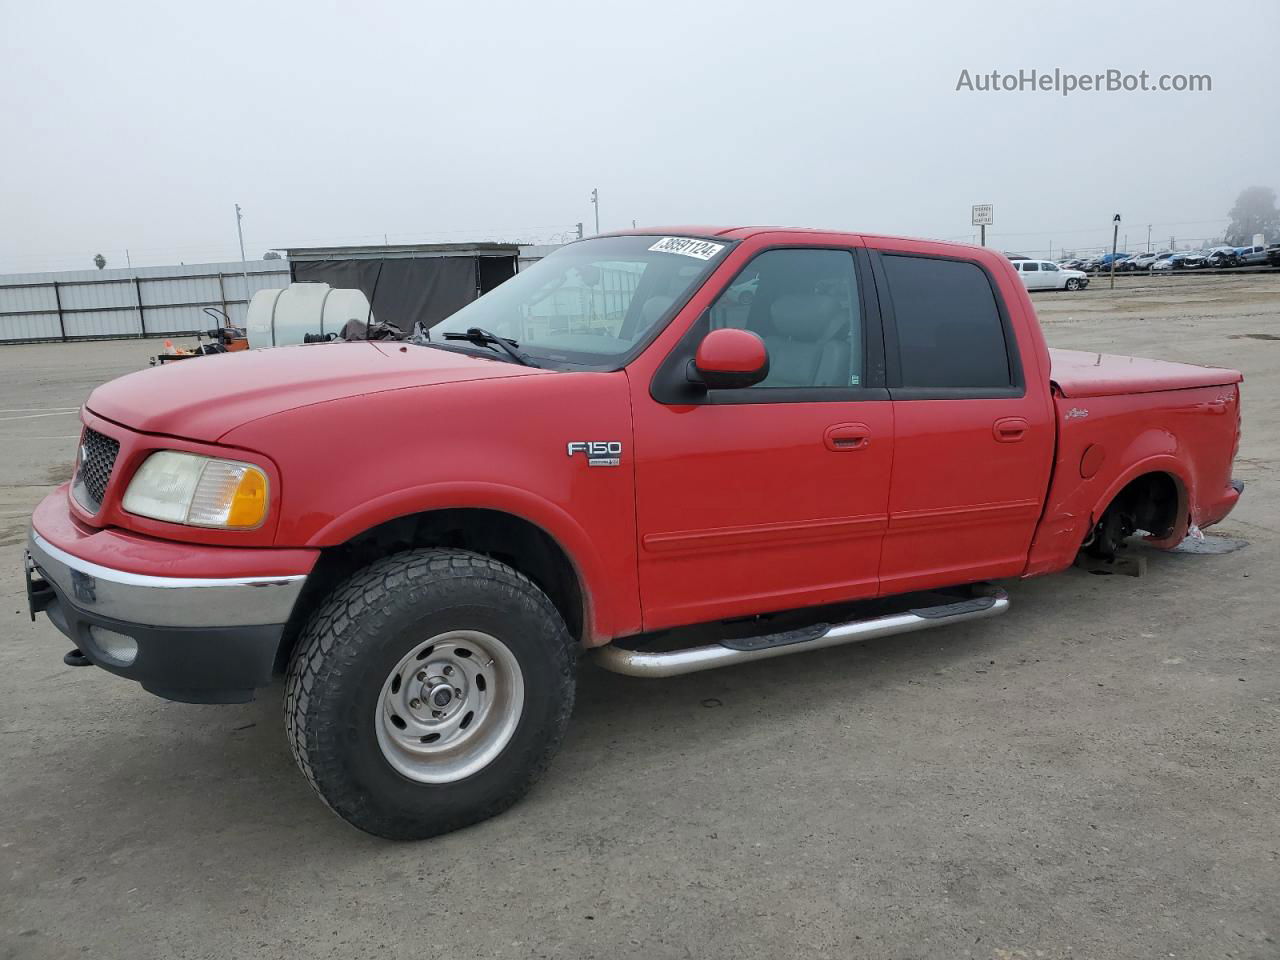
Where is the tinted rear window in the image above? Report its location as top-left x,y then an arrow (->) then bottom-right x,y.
881,254 -> 1013,389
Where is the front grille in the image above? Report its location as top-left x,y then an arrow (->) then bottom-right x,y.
72,427 -> 120,513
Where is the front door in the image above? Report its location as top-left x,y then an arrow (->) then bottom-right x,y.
870,247 -> 1055,594
630,245 -> 893,631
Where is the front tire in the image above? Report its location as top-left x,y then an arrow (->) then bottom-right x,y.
1065,277 -> 1081,291
285,550 -> 576,840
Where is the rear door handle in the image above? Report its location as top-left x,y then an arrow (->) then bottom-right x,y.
825,422 -> 871,451
993,417 -> 1028,443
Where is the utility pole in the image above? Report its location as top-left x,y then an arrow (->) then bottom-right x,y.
1110,213 -> 1121,289
1147,224 -> 1152,253
235,203 -> 250,312
125,248 -> 132,268
590,188 -> 600,235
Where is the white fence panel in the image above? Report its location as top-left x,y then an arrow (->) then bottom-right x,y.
0,261 -> 290,343
63,310 -> 142,338
58,280 -> 137,310
143,305 -> 216,334
0,284 -> 58,314
0,313 -> 63,341
140,275 -> 224,307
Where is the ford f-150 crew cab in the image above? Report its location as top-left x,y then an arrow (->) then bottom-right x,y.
25,227 -> 1244,839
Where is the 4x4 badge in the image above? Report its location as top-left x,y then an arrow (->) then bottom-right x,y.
567,441 -> 622,467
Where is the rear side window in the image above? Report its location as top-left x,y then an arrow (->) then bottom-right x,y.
881,254 -> 1012,389
1023,262 -> 1039,271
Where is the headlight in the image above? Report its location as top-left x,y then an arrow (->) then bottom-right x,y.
122,451 -> 269,529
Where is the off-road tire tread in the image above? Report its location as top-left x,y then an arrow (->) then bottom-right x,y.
284,549 -> 575,840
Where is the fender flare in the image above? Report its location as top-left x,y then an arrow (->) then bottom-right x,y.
307,481 -> 614,639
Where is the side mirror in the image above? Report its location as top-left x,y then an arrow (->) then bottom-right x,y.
691,328 -> 769,390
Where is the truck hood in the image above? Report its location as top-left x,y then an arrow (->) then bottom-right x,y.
86,341 -> 547,442
1049,348 -> 1242,398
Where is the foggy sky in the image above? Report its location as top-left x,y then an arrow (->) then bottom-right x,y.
2,0 -> 1277,273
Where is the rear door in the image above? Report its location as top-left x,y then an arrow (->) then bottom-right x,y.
1021,260 -> 1043,289
868,247 -> 1055,594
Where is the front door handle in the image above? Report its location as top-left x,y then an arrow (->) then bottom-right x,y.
993,417 -> 1029,443
825,422 -> 871,451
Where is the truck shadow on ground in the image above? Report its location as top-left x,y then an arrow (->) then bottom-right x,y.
29,543 -> 1220,852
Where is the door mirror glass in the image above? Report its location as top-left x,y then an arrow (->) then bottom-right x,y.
692,328 -> 770,389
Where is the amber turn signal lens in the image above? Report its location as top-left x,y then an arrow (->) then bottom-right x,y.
225,468 -> 268,528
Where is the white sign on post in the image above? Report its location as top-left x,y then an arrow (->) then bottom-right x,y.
971,204 -> 994,226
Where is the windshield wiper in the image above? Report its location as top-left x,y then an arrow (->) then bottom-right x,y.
441,327 -> 539,367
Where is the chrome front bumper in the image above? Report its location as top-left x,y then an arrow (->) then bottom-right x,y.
27,530 -> 307,628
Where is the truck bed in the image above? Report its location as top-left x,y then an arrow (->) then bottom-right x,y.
1049,348 -> 1243,398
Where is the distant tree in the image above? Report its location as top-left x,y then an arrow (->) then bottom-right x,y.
262,251 -> 282,260
1225,187 -> 1280,244
93,253 -> 106,270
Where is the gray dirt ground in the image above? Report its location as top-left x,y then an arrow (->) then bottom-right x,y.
1,274 -> 1277,960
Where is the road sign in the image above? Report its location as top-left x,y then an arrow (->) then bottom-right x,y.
971,204 -> 993,226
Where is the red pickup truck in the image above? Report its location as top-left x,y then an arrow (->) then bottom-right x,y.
26,227 -> 1243,839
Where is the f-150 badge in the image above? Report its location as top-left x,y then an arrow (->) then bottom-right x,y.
567,441 -> 622,467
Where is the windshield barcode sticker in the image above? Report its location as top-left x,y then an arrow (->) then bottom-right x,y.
648,237 -> 725,260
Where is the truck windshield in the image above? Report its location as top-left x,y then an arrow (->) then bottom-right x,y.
430,235 -> 731,369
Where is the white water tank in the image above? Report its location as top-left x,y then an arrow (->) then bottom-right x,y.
246,282 -> 374,349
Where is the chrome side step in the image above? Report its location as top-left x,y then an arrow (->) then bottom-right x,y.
593,589 -> 1010,678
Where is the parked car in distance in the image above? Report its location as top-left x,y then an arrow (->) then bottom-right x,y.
1124,251 -> 1170,271
1059,258 -> 1087,271
1013,258 -> 1090,291
1160,251 -> 1206,271
1083,253 -> 1130,273
1236,244 -> 1265,264
1239,243 -> 1280,267
1204,246 -> 1240,268
25,226 -> 1244,840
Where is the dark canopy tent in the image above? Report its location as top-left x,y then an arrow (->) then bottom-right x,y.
284,244 -> 521,336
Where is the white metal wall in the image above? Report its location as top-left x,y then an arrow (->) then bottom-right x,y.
0,261 -> 290,343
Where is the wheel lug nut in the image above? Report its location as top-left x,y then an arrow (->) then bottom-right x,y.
442,665 -> 453,676
454,688 -> 463,697
409,698 -> 421,709
416,671 -> 426,681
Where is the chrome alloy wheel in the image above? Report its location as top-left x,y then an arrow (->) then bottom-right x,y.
375,631 -> 525,784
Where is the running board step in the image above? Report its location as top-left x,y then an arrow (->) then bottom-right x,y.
593,589 -> 1010,678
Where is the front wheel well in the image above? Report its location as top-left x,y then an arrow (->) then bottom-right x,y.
276,508 -> 585,672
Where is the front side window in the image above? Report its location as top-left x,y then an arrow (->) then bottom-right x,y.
707,248 -> 862,388
881,254 -> 1013,390
432,235 -> 730,368
1042,262 -> 1059,272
